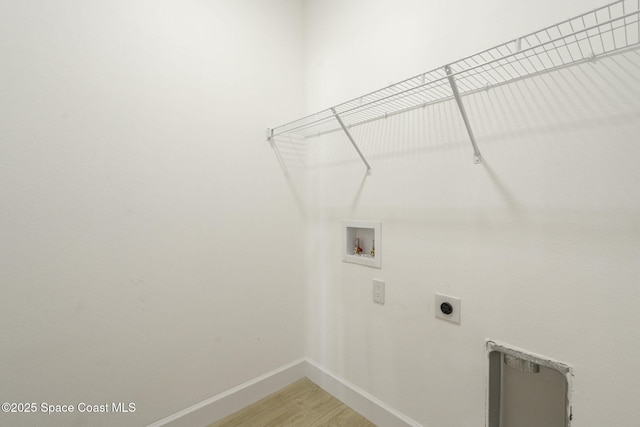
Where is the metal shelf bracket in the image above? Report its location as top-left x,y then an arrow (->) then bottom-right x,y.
445,64 -> 482,164
331,107 -> 372,175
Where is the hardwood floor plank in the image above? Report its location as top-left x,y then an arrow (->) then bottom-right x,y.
309,403 -> 375,427
208,380 -> 307,427
324,407 -> 376,427
207,378 -> 376,427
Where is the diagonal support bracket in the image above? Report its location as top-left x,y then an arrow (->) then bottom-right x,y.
331,107 -> 372,175
445,65 -> 482,164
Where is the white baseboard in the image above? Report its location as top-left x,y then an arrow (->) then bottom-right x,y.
147,358 -> 307,427
148,358 -> 422,427
303,359 -> 422,427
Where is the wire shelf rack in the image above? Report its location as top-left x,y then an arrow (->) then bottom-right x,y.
268,0 -> 640,169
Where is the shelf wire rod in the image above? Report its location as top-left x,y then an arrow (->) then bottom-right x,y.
320,104 -> 429,138
458,77 -> 486,95
445,65 -> 482,164
498,44 -> 529,79
337,79 -> 452,124
371,80 -> 446,113
461,58 -> 490,89
595,12 -> 608,53
517,36 -> 544,74
514,49 -> 536,77
603,20 -> 623,50
609,4 -> 618,51
381,91 -> 433,112
495,49 -> 533,81
623,5 -> 633,44
422,80 -> 453,98
607,5 -> 618,50
460,61 -> 499,90
419,91 -> 444,104
492,46 -> 525,81
409,85 -> 436,103
559,28 -> 578,63
504,41 -> 529,71
413,80 -> 446,98
457,59 -> 497,92
368,98 -> 415,117
622,0 -> 629,47
331,108 -> 372,175
351,91 -> 413,117
540,32 -> 568,68
349,97 -> 421,124
342,96 -> 408,123
292,72 -> 455,134
414,86 -> 449,105
581,15 -> 597,56
532,44 -> 558,72
349,68 -> 447,105
335,83 -> 455,131
475,50 -> 507,84
369,72 -> 449,106
454,61 -> 498,93
472,66 -> 502,89
347,106 -> 393,125
450,71 -> 475,94
485,59 -> 515,84
397,91 -> 433,109
272,107 -> 336,137
389,83 -> 427,109
461,57 -> 577,101
534,32 -> 559,69
462,56 -> 500,89
611,2 -> 627,50
273,110 -> 347,138
410,89 -> 435,103
400,77 -> 440,97
471,53 -> 504,86
525,42 -> 553,73
555,25 -> 574,63
482,48 -> 518,85
460,43 -> 532,89
545,27 -> 569,67
491,63 -> 519,86
569,20 -> 587,59
464,30 -> 576,88
346,106 -> 415,134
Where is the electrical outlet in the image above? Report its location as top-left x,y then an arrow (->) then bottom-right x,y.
435,293 -> 461,324
373,279 -> 385,305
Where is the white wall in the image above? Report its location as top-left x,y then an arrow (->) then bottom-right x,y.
302,0 -> 640,426
0,1 -> 306,426
3,1 -> 640,426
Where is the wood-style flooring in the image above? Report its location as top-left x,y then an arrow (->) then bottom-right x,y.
207,378 -> 377,427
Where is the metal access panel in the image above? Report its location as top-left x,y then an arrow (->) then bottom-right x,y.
487,341 -> 573,427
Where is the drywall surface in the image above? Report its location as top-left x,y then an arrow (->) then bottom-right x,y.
0,1 -> 305,426
301,0 -> 640,426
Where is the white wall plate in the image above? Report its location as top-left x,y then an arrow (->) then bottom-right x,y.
435,293 -> 461,324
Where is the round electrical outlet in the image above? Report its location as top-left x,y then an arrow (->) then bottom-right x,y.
440,302 -> 453,315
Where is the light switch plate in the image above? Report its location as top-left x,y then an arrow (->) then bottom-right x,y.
435,293 -> 461,324
373,279 -> 385,305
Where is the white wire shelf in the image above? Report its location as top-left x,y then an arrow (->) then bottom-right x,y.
268,0 -> 640,170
